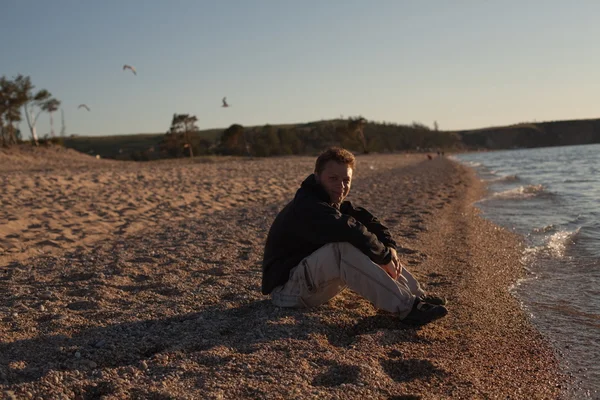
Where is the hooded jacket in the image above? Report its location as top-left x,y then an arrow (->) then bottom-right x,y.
261,174 -> 396,295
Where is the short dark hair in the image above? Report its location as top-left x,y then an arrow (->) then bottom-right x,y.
314,147 -> 356,175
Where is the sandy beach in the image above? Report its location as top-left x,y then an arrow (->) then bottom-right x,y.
0,146 -> 563,399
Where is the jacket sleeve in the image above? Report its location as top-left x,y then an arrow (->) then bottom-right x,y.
293,196 -> 392,265
340,202 -> 397,250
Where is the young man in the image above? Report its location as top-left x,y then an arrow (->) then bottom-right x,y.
261,147 -> 448,326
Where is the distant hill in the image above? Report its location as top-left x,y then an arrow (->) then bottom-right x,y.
456,118 -> 600,150
63,129 -> 223,160
63,119 -> 459,160
61,117 -> 600,161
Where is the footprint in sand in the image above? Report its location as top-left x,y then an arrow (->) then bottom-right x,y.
66,288 -> 91,297
397,247 -> 418,255
62,272 -> 95,282
409,224 -> 426,232
380,358 -> 447,383
66,300 -> 99,311
400,232 -> 417,239
427,279 -> 451,288
311,363 -> 361,387
387,395 -> 421,400
153,287 -> 183,297
36,239 -> 62,248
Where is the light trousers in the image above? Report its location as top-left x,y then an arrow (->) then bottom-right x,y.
271,242 -> 425,318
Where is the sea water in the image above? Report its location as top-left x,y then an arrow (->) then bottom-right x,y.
454,144 -> 600,399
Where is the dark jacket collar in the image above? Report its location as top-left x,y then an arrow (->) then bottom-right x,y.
300,174 -> 334,205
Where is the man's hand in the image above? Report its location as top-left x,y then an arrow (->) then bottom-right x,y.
380,247 -> 403,279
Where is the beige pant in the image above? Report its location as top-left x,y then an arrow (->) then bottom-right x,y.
271,242 -> 425,318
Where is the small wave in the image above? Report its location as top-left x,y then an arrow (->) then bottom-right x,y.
492,184 -> 547,199
457,160 -> 482,167
532,224 -> 556,234
562,178 -> 596,184
488,174 -> 519,183
523,228 -> 581,260
521,246 -> 544,264
547,228 -> 580,258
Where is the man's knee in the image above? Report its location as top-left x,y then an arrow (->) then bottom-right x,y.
307,242 -> 365,266
336,242 -> 370,259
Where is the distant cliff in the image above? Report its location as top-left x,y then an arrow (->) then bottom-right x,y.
456,118 -> 600,150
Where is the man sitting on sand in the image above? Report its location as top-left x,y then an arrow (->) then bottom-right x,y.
261,147 -> 448,326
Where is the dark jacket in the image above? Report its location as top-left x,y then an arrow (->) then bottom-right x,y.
261,174 -> 397,295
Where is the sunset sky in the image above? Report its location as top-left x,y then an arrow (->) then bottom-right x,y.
2,1 -> 600,137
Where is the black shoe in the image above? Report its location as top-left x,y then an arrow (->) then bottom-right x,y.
402,298 -> 448,326
419,294 -> 447,306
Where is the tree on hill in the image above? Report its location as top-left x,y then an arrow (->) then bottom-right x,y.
13,75 -> 61,146
0,76 -> 28,146
161,113 -> 200,158
46,98 -> 60,138
347,116 -> 368,153
220,124 -> 248,155
60,109 -> 67,137
254,124 -> 280,157
277,127 -> 302,155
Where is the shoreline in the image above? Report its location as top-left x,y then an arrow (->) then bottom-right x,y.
1,151 -> 564,399
404,160 -> 565,398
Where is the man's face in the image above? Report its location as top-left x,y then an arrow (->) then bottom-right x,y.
315,161 -> 353,204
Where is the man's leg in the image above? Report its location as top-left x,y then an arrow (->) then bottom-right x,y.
398,265 -> 447,305
332,242 -> 416,317
272,242 -> 416,318
398,267 -> 426,298
271,244 -> 347,309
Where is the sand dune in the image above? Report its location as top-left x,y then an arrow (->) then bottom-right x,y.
0,148 -> 562,399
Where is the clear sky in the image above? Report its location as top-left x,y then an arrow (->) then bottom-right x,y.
2,1 -> 600,137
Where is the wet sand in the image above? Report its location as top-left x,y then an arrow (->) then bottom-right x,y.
0,147 -> 563,399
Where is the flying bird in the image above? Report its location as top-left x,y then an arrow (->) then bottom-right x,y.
222,97 -> 229,108
78,104 -> 91,112
123,64 -> 137,75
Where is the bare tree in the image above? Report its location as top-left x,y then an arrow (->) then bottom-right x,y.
60,108 -> 66,137
46,99 -> 60,137
13,75 -> 60,145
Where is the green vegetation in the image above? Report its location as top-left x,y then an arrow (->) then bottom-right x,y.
0,74 -> 60,146
5,74 -> 600,159
63,116 -> 462,161
61,116 -> 600,161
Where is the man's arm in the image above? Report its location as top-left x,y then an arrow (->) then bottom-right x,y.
294,197 -> 393,265
382,247 -> 404,279
340,202 -> 397,250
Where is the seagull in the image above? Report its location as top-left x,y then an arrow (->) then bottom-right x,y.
123,64 -> 137,75
78,104 -> 91,112
222,97 -> 229,108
